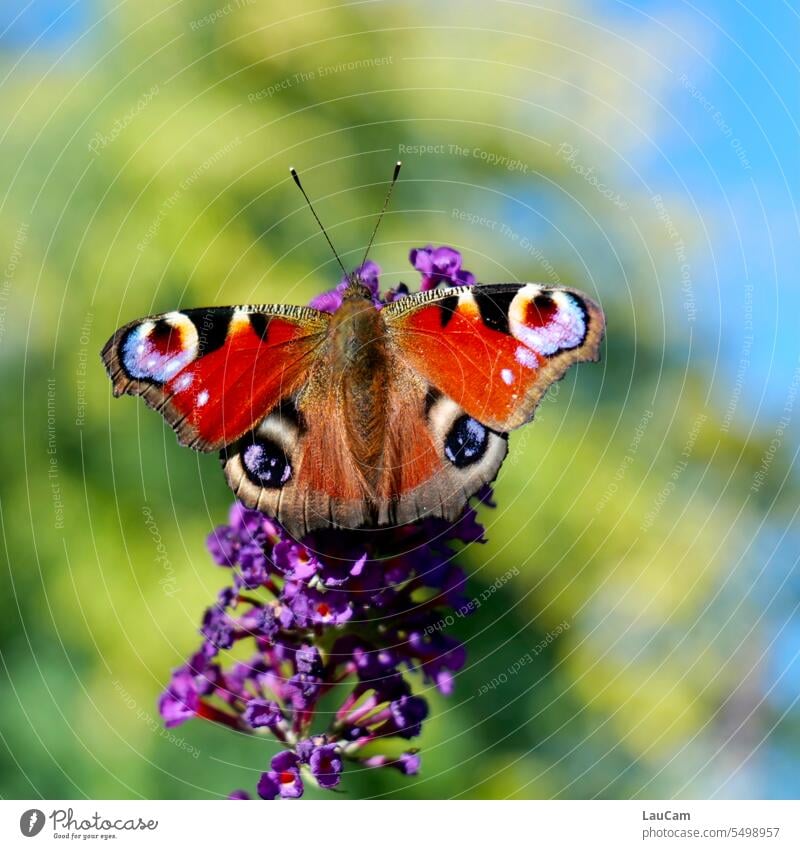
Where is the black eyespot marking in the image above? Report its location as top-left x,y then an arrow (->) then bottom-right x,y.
534,292 -> 553,310
184,308 -> 231,356
439,294 -> 459,328
241,438 -> 292,488
444,415 -> 489,468
249,313 -> 271,341
424,388 -> 442,415
150,318 -> 176,344
573,294 -> 591,336
273,398 -> 304,433
473,287 -> 517,334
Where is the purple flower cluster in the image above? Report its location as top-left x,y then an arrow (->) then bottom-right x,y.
410,245 -> 475,290
159,248 -> 488,799
310,244 -> 475,313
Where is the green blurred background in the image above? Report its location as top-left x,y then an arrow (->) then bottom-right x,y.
1,0 -> 799,799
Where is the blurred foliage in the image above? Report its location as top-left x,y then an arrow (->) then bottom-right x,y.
0,0 -> 796,800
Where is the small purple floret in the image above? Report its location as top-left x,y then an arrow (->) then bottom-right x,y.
243,699 -> 283,729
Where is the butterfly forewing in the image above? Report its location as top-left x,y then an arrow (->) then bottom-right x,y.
102,304 -> 329,451
383,283 -> 604,431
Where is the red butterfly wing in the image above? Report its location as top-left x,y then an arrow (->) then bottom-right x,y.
102,305 -> 329,450
384,284 -> 604,431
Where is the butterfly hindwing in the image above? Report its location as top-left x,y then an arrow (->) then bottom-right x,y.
220,367 -> 508,536
378,385 -> 508,526
102,305 -> 329,451
222,386 -> 375,532
383,283 -> 605,432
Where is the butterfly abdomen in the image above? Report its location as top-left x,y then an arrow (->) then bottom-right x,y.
328,299 -> 390,491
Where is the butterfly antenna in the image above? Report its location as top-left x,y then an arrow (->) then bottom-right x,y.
289,166 -> 350,280
359,160 -> 402,270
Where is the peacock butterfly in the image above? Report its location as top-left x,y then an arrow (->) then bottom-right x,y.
101,165 -> 605,537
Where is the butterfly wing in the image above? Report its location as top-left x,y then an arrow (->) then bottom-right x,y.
382,283 -> 605,432
376,380 -> 510,527
220,359 -> 509,535
348,282 -> 605,530
101,305 -> 329,451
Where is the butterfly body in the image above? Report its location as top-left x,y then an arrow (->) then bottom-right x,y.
319,284 -> 392,489
103,274 -> 604,537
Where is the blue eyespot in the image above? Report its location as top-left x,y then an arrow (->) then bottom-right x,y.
444,416 -> 488,467
242,439 -> 292,488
